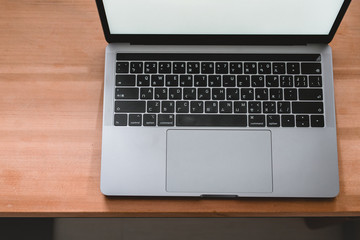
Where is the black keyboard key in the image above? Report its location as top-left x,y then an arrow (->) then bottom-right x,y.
301,63 -> 322,74
159,62 -> 171,73
255,88 -> 268,100
266,75 -> 279,87
198,88 -> 211,100
162,101 -> 175,113
244,62 -> 257,74
216,62 -> 228,74
309,76 -> 322,87
270,88 -> 283,100
169,88 -> 182,99
223,75 -> 236,87
143,114 -> 156,126
166,75 -> 179,86
237,75 -> 250,87
177,114 -> 247,127
116,62 -> 129,73
230,62 -> 242,74
147,101 -> 160,113
173,62 -> 186,73
130,62 -> 143,73
299,89 -> 323,100
226,88 -> 240,100
158,114 -> 174,126
311,115 -> 325,127
234,101 -> 247,113
263,102 -> 276,113
176,101 -> 189,113
295,76 -> 308,87
267,115 -> 280,127
183,88 -> 196,100
248,101 -> 261,113
137,75 -> 150,86
115,101 -> 146,113
116,75 -> 136,86
292,102 -> 323,114
205,101 -> 218,113
219,101 -> 232,113
208,75 -> 221,87
249,115 -> 265,127
114,114 -> 127,126
284,88 -> 298,100
144,62 -> 157,73
190,101 -> 204,113
201,62 -> 214,74
115,88 -> 139,99
272,63 -> 285,74
251,75 -> 265,87
212,88 -> 225,100
277,101 -> 291,113
280,76 -> 294,87
287,63 -> 300,74
241,88 -> 254,100
129,114 -> 142,126
187,62 -> 200,73
140,88 -> 153,99
151,75 -> 165,86
180,75 -> 193,86
194,75 -> 207,87
282,115 -> 295,127
296,115 -> 310,127
154,88 -> 168,99
258,62 -> 271,74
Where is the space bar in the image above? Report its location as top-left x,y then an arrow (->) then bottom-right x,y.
176,114 -> 247,127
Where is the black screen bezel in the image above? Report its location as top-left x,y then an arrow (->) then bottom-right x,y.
95,0 -> 351,45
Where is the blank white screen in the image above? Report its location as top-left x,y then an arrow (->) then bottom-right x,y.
103,0 -> 344,35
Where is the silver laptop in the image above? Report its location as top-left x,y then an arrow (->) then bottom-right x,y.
96,0 -> 351,197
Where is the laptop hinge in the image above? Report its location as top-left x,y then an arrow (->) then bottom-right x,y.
127,42 -> 308,46
118,42 -> 314,47
306,43 -> 326,47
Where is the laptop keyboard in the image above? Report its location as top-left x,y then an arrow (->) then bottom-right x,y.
113,54 -> 324,127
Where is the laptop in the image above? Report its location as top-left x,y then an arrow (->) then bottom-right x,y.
96,0 -> 351,197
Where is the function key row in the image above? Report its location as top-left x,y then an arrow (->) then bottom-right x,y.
115,88 -> 323,101
116,75 -> 322,88
116,62 -> 321,75
114,113 -> 324,128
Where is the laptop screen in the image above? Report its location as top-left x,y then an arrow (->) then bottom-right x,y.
103,0 -> 344,35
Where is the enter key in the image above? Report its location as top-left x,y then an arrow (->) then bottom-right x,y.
299,89 -> 323,100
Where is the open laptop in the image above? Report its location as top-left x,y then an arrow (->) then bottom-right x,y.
96,0 -> 351,197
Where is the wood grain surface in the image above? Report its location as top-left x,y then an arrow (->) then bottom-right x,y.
0,0 -> 359,217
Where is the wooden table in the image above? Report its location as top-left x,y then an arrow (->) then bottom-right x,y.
0,0 -> 359,217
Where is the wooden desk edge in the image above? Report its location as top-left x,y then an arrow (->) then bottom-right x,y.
1,211 -> 360,218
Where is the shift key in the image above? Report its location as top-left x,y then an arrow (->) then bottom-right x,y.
292,102 -> 323,114
115,101 -> 146,112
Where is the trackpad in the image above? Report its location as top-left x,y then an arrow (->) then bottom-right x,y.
166,130 -> 273,193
